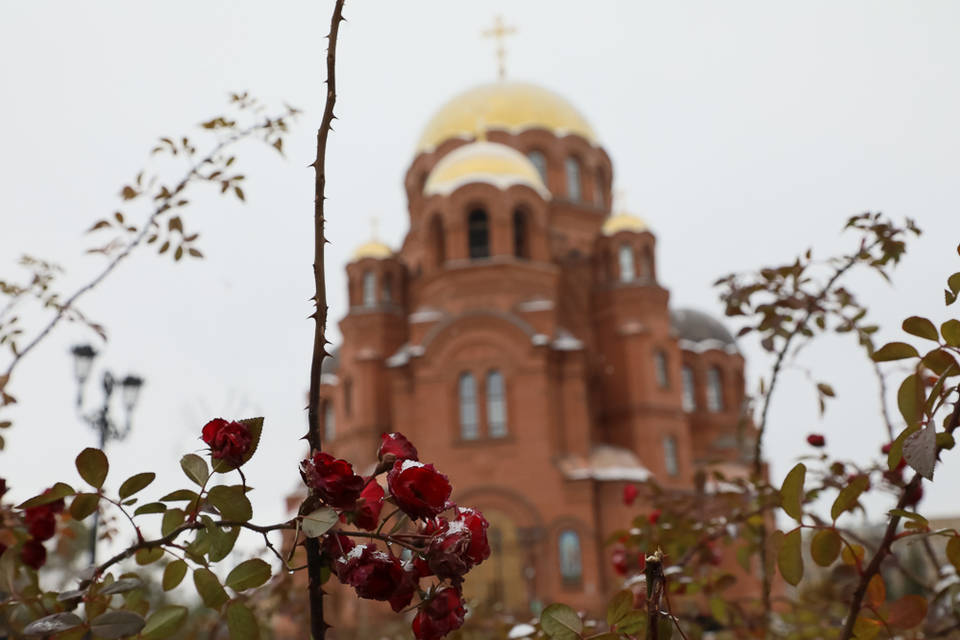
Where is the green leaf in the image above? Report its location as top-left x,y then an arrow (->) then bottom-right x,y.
76,447 -> 109,489
606,589 -> 633,627
226,558 -> 271,592
193,568 -> 229,610
69,492 -> 100,520
540,603 -> 583,640
872,342 -> 919,362
780,463 -> 806,523
134,502 -> 167,516
948,272 -> 960,296
160,489 -> 199,502
180,454 -> 209,487
212,417 -> 264,473
902,316 -> 939,341
226,601 -> 260,640
208,525 -> 241,563
135,547 -> 164,566
888,509 -> 928,526
942,319 -> 960,347
89,610 -> 146,638
141,605 -> 188,639
16,482 -> 75,509
887,594 -> 927,629
777,528 -> 803,586
21,613 -> 84,635
831,474 -> 870,521
301,507 -> 338,538
709,596 -> 729,625
946,536 -> 960,573
810,528 -> 842,567
119,472 -> 156,499
897,374 -> 923,427
614,610 -> 646,635
161,508 -> 185,537
163,560 -> 188,591
207,485 -> 253,522
923,348 -> 959,376
100,577 -> 142,595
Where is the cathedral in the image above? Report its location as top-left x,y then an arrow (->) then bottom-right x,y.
317,78 -> 752,617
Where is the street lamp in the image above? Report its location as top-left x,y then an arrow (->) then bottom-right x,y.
69,344 -> 145,564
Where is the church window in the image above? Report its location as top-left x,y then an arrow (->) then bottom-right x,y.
706,367 -> 724,412
663,435 -> 679,476
558,530 -> 582,584
468,209 -> 490,259
618,244 -> 635,282
654,350 -> 669,389
528,150 -> 548,183
382,272 -> 393,303
323,399 -> 335,442
362,271 -> 376,307
486,370 -> 507,437
682,366 -> 696,412
565,156 -> 582,202
458,372 -> 479,440
513,210 -> 529,259
343,378 -> 353,418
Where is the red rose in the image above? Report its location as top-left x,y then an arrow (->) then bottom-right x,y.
648,509 -> 661,525
623,484 -> 638,506
321,532 -> 355,570
337,544 -> 405,602
378,432 -> 419,465
202,418 -> 253,464
340,480 -> 384,531
26,510 -> 56,542
455,507 -> 490,566
412,588 -> 466,640
21,540 -> 46,570
426,521 -> 472,579
806,434 -> 826,448
611,546 -> 628,575
388,565 -> 419,613
881,443 -> 892,455
301,452 -> 365,510
387,460 -> 451,520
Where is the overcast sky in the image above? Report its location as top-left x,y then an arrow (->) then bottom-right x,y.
2,1 -> 959,562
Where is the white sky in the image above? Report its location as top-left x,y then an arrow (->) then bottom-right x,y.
2,0 -> 960,558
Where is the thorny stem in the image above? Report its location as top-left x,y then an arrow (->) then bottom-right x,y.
751,241 -> 880,630
304,2 -> 346,639
840,393 -> 960,640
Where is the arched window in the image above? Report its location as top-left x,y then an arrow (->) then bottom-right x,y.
594,167 -> 605,207
513,210 -> 529,259
663,435 -> 679,476
323,400 -> 335,442
458,372 -> 479,440
654,350 -> 669,389
558,530 -> 582,584
528,150 -> 547,183
706,367 -> 724,412
618,244 -> 635,282
565,157 -> 582,202
429,215 -> 445,268
362,271 -> 376,307
382,272 -> 393,303
468,209 -> 490,259
486,370 -> 507,437
343,378 -> 353,418
681,366 -> 696,412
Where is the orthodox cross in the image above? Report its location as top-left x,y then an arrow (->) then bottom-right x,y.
482,15 -> 517,80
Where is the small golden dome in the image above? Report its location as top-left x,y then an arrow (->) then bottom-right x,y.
416,82 -> 597,153
423,141 -> 550,198
602,212 -> 648,236
351,240 -> 392,261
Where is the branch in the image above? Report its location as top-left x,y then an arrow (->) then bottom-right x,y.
304,3 -> 347,639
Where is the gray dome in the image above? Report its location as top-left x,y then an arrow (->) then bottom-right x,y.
671,308 -> 737,351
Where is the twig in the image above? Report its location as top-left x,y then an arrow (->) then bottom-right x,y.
303,2 -> 347,639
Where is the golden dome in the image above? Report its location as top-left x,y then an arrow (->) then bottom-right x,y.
602,212 -> 649,236
416,82 -> 597,153
351,239 -> 392,260
423,141 -> 550,198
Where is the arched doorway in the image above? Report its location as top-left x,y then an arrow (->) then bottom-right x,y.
461,509 -> 529,613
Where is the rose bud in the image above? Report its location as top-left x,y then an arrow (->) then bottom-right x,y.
340,480 -> 384,531
648,509 -> 662,525
378,432 -> 419,466
20,540 -> 47,570
881,443 -> 892,455
904,482 -> 924,508
806,434 -> 826,448
611,546 -> 628,575
623,484 -> 638,506
201,418 -> 253,465
412,587 -> 466,640
455,507 -> 490,566
301,452 -> 365,510
25,508 -> 56,542
337,544 -> 405,601
387,460 -> 451,520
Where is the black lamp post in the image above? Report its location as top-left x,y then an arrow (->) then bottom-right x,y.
70,344 -> 144,564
